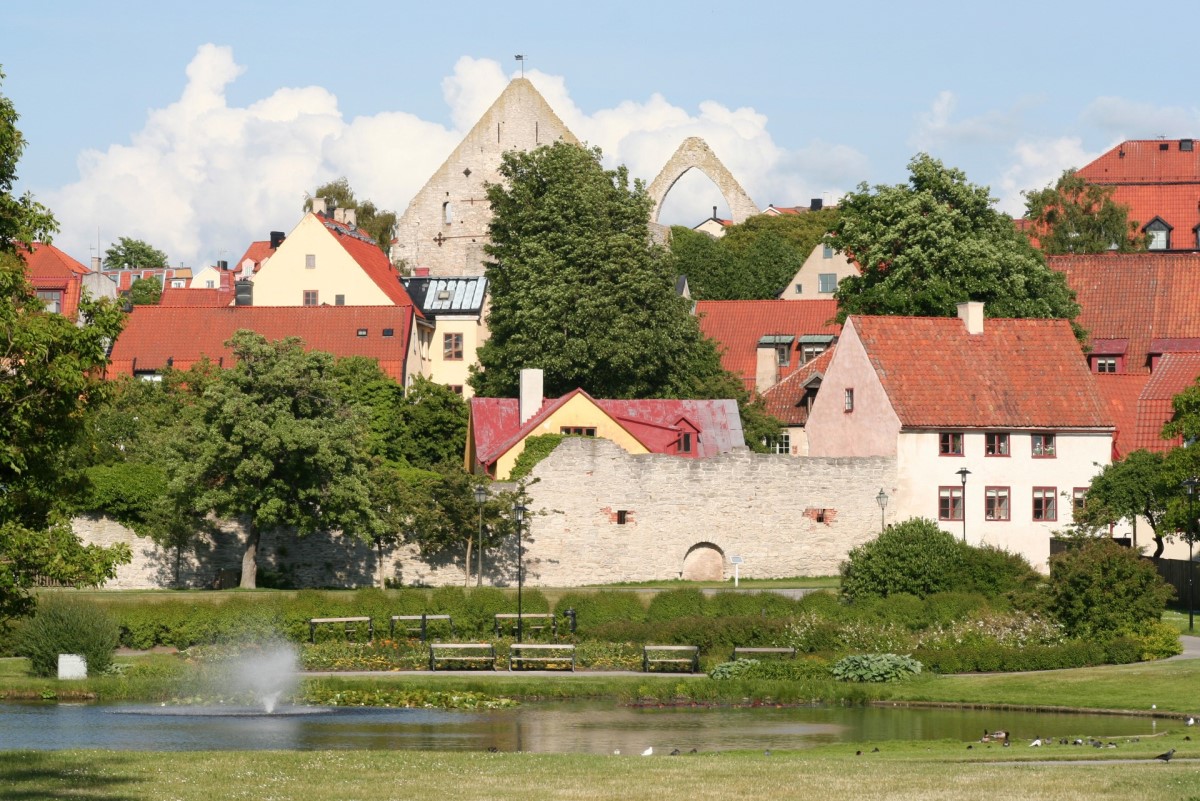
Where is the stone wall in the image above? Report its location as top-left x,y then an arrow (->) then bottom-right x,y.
75,438 -> 896,590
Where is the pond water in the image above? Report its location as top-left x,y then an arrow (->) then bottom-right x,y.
0,701 -> 1158,753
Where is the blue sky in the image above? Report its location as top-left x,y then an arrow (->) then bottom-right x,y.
7,1 -> 1200,268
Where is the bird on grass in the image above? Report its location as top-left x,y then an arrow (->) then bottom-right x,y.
641,747 -> 653,756
1030,738 -> 1042,747
1188,717 -> 1195,726
689,748 -> 698,754
763,750 -> 772,757
1154,748 -> 1176,763
669,749 -> 680,756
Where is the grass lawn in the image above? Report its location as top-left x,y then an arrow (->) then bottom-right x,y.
1162,609 -> 1197,635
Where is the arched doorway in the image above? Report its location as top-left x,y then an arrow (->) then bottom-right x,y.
681,542 -> 725,581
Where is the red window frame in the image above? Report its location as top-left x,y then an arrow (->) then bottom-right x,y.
1031,433 -> 1056,458
1072,487 -> 1087,520
985,432 -> 1010,457
938,486 -> 963,521
984,486 -> 1010,521
939,432 -> 964,456
1032,487 -> 1057,521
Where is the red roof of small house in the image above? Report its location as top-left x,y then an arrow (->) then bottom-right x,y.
760,348 -> 835,426
1128,351 -> 1200,453
236,240 -> 275,273
1051,253 -> 1200,373
20,242 -> 88,319
850,315 -> 1112,430
695,299 -> 840,393
319,215 -> 417,309
107,305 -> 415,382
1092,373 -> 1150,459
468,390 -> 744,472
159,287 -> 235,307
1075,139 -> 1200,245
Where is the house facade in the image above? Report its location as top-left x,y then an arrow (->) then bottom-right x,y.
402,272 -> 488,397
776,242 -> 858,300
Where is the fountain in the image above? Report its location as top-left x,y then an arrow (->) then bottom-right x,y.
223,642 -> 301,714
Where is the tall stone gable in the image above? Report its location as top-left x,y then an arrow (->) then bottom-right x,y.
394,78 -> 579,277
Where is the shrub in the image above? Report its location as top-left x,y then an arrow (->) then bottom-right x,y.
840,518 -> 964,600
1048,539 -> 1175,638
1119,620 -> 1183,660
553,591 -> 646,633
957,545 -> 1040,598
922,592 -> 991,626
706,591 -> 802,619
709,658 -> 760,680
710,657 -> 832,681
646,588 -> 707,621
831,653 -> 922,682
17,596 -> 121,677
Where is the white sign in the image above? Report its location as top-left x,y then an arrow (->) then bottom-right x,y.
730,555 -> 744,564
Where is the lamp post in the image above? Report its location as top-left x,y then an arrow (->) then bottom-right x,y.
1184,478 -> 1198,633
512,504 -> 526,643
473,485 -> 487,587
875,488 -> 888,534
956,467 -> 971,543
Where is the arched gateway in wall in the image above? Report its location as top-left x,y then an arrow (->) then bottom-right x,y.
681,541 -> 725,581
647,137 -> 760,225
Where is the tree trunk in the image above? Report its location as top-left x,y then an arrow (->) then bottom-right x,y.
240,523 -> 260,589
1152,534 -> 1165,560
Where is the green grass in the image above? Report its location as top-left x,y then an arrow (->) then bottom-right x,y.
1162,609 -> 1197,635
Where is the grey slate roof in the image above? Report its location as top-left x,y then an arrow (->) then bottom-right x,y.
402,276 -> 488,319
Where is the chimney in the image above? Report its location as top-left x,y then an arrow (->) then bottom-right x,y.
519,368 -> 544,424
311,197 -> 327,216
341,208 -> 357,228
755,340 -> 781,393
810,198 -> 823,211
957,301 -> 984,335
235,279 -> 253,306
217,260 -> 228,271
269,231 -> 285,249
712,206 -> 718,219
90,256 -> 101,271
414,266 -> 430,277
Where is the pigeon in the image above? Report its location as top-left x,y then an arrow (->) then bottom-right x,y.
689,748 -> 698,754
763,750 -> 772,757
871,747 -> 880,753
486,746 -> 499,753
641,747 -> 653,756
1030,738 -> 1042,747
855,750 -> 863,756
669,749 -> 680,756
1073,739 -> 1084,746
1154,748 -> 1176,763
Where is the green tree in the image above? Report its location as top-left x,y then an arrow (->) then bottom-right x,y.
0,68 -> 56,249
164,331 -> 383,588
305,177 -> 397,258
1023,169 -> 1146,254
829,154 -> 1081,332
1078,449 -> 1176,558
103,237 -> 168,269
840,518 -> 965,600
1048,538 -> 1174,639
395,376 -> 469,468
127,275 -> 162,305
471,141 -> 738,401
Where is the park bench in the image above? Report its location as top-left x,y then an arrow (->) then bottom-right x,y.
494,613 -> 557,639
508,643 -> 576,672
390,614 -> 454,642
730,646 -> 796,661
642,644 -> 700,673
428,642 -> 496,671
308,616 -> 373,643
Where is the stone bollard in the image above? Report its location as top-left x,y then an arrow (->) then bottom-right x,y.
57,654 -> 87,680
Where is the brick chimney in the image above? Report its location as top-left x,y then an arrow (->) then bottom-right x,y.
957,301 -> 984,335
520,368 -> 544,424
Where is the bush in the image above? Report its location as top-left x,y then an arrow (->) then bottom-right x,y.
710,657 -> 832,681
553,591 -> 646,633
706,591 -> 803,619
922,592 -> 991,626
957,545 -> 1040,598
831,653 -> 922,682
840,518 -> 964,600
1048,539 -> 1175,638
1119,620 -> 1183,660
17,596 -> 121,677
646,588 -> 707,621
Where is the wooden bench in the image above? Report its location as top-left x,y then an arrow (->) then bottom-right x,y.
642,644 -> 700,673
428,642 -> 496,671
508,643 -> 576,672
494,613 -> 557,638
309,616 -> 373,643
731,646 -> 797,661
390,614 -> 454,642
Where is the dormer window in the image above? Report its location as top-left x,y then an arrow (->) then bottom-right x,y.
679,432 -> 693,453
1144,217 -> 1172,250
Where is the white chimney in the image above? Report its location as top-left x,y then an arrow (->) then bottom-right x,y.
311,196 -> 328,216
957,301 -> 984,335
341,208 -> 357,228
519,368 -> 544,424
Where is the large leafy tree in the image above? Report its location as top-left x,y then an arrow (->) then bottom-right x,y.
1077,450 -> 1175,557
471,141 -> 740,401
305,177 -> 398,258
103,236 -> 169,269
127,275 -> 162,305
1023,169 -> 1146,254
1,67 -> 129,622
829,154 -> 1081,330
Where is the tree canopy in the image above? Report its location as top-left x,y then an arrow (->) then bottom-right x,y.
305,177 -> 398,259
828,154 -> 1081,331
1023,169 -> 1146,254
103,237 -> 169,269
127,275 -> 162,305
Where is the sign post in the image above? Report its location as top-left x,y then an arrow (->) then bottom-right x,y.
730,555 -> 744,587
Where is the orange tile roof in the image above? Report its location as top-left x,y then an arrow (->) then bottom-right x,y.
1092,373 -> 1149,459
1129,351 -> 1200,452
319,216 -> 418,310
159,287 -> 234,307
695,299 -> 841,393
107,305 -> 415,382
236,240 -> 275,272
1076,139 -> 1200,245
20,242 -> 88,319
760,347 -> 834,425
851,315 -> 1112,429
1051,253 -> 1200,373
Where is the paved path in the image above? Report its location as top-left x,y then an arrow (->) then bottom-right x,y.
1166,634 -> 1200,661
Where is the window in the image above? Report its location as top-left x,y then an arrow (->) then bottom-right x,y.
616,510 -> 628,525
939,486 -> 964,521
382,328 -> 394,338
939,432 -> 964,456
205,280 -> 215,289
1092,356 -> 1118,373
1072,487 -> 1087,519
844,388 -> 855,412
776,345 -> 790,366
560,426 -> 596,436
442,201 -> 453,224
1145,219 -> 1171,250
768,433 -> 791,455
985,487 -> 1010,521
985,432 -> 1010,456
448,385 -> 463,395
679,432 -> 693,453
335,294 -> 345,306
305,254 -> 316,269
1031,433 -> 1056,457
1033,487 -> 1057,521
35,289 -> 62,313
302,290 -> 318,306
356,328 -> 368,337
818,273 -> 838,293
794,283 -> 803,294
822,243 -> 834,259
801,344 -> 826,363
443,332 -> 463,360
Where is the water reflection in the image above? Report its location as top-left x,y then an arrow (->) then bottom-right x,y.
0,701 -> 1156,753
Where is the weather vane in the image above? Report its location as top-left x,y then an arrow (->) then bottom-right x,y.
515,54 -> 526,77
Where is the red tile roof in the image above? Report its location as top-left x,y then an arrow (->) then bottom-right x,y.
107,305 -> 416,382
760,348 -> 834,425
695,300 -> 841,393
851,315 -> 1112,429
1051,253 -> 1200,373
1076,139 -> 1200,245
159,287 -> 235,307
236,240 -> 275,273
20,242 -> 87,319
319,215 -> 418,310
1092,373 -> 1149,459
1128,352 -> 1200,452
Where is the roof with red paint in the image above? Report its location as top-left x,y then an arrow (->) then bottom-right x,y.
851,315 -> 1111,429
159,287 -> 235,307
318,215 -> 417,309
1051,253 -> 1200,373
1076,139 -> 1200,246
20,242 -> 88,319
236,240 -> 275,272
1128,351 -> 1200,453
107,305 -> 414,382
760,347 -> 834,425
1093,373 -> 1150,459
695,299 -> 840,392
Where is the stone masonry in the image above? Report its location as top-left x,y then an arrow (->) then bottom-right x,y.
646,137 -> 760,225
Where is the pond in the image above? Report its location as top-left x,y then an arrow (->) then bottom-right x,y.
0,701 -> 1158,753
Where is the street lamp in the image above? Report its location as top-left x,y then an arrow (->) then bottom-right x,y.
875,488 -> 888,534
512,504 -> 527,643
1183,478 -> 1198,633
956,467 -> 971,543
473,485 -> 487,587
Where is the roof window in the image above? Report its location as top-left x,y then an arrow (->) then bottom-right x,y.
357,328 -> 368,337
1182,139 -> 1195,152
382,328 -> 394,337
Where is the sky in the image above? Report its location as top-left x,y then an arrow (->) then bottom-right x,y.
7,0 -> 1200,270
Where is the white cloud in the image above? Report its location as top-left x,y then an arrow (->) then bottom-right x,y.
47,47 -> 867,266
909,90 -> 1022,152
994,136 -> 1100,216
1082,97 -> 1200,139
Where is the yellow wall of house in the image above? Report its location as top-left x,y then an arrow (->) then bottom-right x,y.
428,315 -> 487,398
252,214 -> 392,306
494,393 -> 651,478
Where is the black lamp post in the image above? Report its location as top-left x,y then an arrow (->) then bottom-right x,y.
1184,478 -> 1197,633
473,485 -> 487,587
956,467 -> 971,543
875,488 -> 888,534
512,504 -> 526,643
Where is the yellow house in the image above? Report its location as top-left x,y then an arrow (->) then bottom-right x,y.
402,273 -> 488,398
